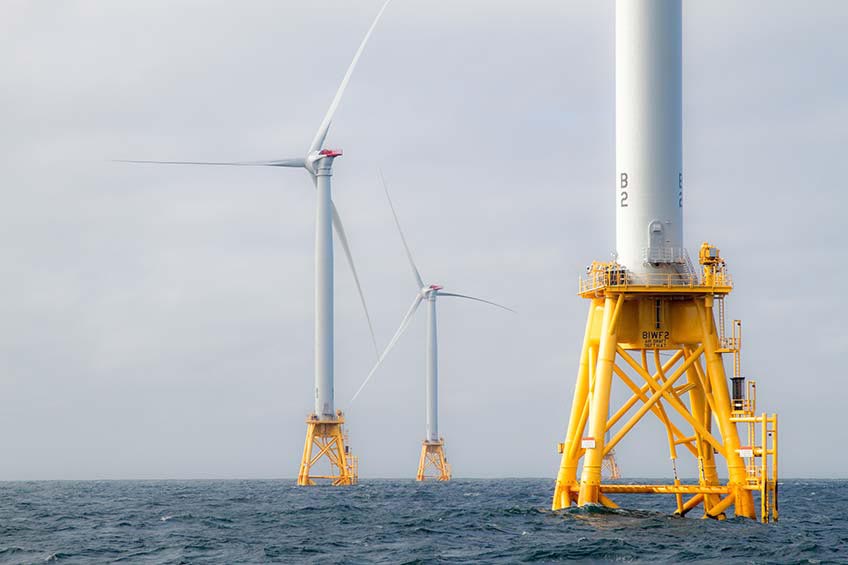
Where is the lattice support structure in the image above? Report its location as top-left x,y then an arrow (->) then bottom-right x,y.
602,451 -> 622,480
552,246 -> 778,522
297,411 -> 358,486
416,439 -> 451,481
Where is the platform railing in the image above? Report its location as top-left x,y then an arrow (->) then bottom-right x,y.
578,262 -> 733,294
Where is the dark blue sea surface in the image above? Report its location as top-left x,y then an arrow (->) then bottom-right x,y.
0,479 -> 844,563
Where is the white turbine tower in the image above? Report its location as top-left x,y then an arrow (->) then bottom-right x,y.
118,1 -> 393,486
352,173 -> 514,481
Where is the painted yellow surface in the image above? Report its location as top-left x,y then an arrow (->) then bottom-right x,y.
416,439 -> 451,482
553,245 -> 778,522
297,411 -> 358,486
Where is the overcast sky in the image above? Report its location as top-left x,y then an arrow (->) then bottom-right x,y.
1,0 -> 845,481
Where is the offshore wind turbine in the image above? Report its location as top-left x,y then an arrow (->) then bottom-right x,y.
118,1 -> 393,486
352,173 -> 513,481
551,0 -> 778,521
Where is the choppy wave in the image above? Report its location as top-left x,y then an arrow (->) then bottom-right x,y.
0,479 -> 844,563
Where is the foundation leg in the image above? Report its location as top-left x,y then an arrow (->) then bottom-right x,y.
578,296 -> 620,506
698,300 -> 755,518
553,300 -> 600,509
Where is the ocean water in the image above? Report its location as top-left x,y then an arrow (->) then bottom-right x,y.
0,479 -> 844,564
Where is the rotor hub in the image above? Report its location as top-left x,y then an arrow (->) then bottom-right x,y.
422,284 -> 443,298
307,149 -> 343,175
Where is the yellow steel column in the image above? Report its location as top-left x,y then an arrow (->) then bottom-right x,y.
689,347 -> 723,505
416,443 -> 428,481
553,299 -> 600,509
578,295 -> 621,506
438,447 -> 451,481
434,443 -> 450,481
684,355 -> 720,514
332,424 -> 352,485
297,420 -> 317,486
697,299 -> 755,519
772,414 -> 779,521
761,412 -> 767,522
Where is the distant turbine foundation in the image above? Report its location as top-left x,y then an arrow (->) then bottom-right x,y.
416,438 -> 451,482
600,452 -> 621,481
601,431 -> 622,480
552,246 -> 778,521
298,411 -> 358,486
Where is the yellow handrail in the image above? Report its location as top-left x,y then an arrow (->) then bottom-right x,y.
578,261 -> 733,293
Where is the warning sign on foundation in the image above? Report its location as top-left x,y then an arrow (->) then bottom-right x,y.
581,437 -> 596,449
738,447 -> 754,458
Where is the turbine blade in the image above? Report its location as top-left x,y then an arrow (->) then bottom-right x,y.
332,202 -> 379,358
437,292 -> 515,313
308,0 -> 392,154
113,158 -> 305,167
378,169 -> 424,289
351,294 -> 422,403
